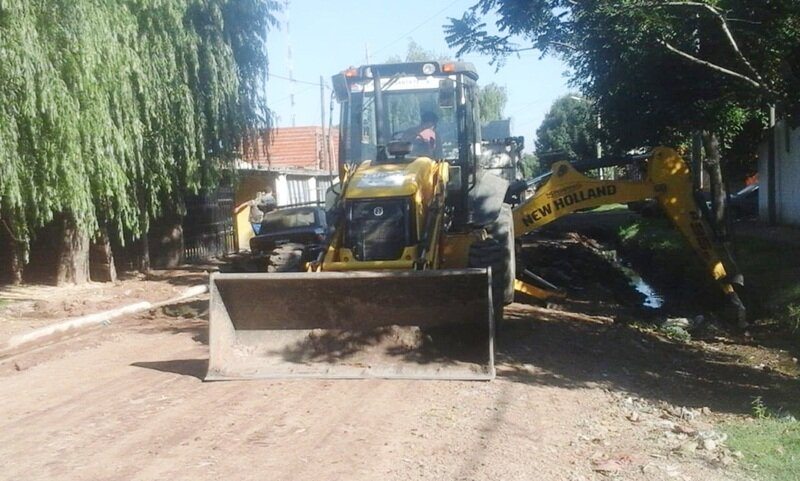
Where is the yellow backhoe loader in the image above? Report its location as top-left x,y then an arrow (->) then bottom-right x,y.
206,61 -> 744,381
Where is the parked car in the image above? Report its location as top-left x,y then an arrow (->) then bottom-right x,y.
702,184 -> 759,220
728,183 -> 759,218
249,205 -> 329,271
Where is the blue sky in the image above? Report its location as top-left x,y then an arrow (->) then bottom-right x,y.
265,1 -> 573,151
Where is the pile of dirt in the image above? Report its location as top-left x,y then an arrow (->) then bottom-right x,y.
521,231 -> 647,308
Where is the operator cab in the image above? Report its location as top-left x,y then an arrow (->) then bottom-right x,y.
332,62 -> 480,164
332,61 -> 483,225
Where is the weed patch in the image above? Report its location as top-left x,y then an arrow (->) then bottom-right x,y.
725,416 -> 800,481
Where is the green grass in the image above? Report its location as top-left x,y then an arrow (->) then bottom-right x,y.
723,234 -> 800,481
618,217 -> 683,251
725,417 -> 800,481
732,235 -> 800,322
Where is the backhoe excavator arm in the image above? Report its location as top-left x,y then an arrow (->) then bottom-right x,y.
511,147 -> 745,321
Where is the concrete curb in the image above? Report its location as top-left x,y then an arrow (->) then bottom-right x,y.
1,284 -> 208,355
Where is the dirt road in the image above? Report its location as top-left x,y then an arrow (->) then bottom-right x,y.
3,293 -> 780,481
5,233 -> 799,481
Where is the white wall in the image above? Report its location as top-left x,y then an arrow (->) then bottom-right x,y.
758,120 -> 800,226
273,172 -> 336,207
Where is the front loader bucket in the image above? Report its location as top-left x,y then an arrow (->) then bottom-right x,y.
206,269 -> 495,381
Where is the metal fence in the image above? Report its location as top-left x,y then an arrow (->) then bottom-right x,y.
183,186 -> 236,261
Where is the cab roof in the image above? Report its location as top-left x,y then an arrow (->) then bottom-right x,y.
344,61 -> 478,81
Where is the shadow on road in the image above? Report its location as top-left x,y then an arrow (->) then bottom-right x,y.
497,304 -> 800,416
131,358 -> 208,379
138,268 -> 210,288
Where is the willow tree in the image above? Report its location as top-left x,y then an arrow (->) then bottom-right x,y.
0,0 -> 278,284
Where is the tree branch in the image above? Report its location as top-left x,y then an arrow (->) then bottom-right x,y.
654,1 -> 767,86
659,39 -> 773,95
1,218 -> 23,243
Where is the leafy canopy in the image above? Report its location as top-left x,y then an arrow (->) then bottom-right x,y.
479,83 -> 507,123
446,1 -> 800,153
0,0 -> 279,253
535,94 -> 596,160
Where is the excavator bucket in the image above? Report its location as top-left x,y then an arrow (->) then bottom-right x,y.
206,269 -> 495,381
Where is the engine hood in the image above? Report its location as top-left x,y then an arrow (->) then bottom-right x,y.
345,157 -> 440,199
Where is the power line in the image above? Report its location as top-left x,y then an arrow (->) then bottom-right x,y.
270,72 -> 330,89
371,0 -> 465,57
270,84 -> 317,105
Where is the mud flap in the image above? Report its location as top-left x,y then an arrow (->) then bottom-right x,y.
206,269 -> 495,380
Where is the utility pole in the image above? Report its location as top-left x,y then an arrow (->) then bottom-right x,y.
768,104 -> 777,225
596,112 -> 605,180
284,0 -> 296,127
320,75 -> 328,171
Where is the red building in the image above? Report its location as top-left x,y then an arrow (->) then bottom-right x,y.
244,126 -> 339,172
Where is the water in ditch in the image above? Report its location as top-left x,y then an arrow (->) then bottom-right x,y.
619,265 -> 664,309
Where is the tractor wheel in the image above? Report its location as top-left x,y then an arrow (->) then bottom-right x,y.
469,203 -> 516,329
468,239 -> 506,328
487,203 -> 516,305
267,243 -> 305,273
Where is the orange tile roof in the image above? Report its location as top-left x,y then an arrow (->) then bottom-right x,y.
245,126 -> 339,170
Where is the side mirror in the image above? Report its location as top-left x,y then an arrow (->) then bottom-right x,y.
331,73 -> 350,102
438,79 -> 455,108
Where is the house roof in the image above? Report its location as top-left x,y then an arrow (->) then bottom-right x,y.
244,126 -> 339,171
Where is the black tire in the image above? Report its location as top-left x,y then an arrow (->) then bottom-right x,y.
468,239 -> 506,328
487,203 -> 516,304
469,203 -> 516,328
267,243 -> 305,273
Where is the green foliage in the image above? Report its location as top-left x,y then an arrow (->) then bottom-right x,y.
446,1 -> 800,159
658,325 -> 691,343
535,94 -> 596,159
478,83 -> 507,123
386,40 -> 450,63
618,218 -> 683,252
520,153 -> 542,178
751,396 -> 770,420
725,416 -> 800,481
0,0 -> 278,255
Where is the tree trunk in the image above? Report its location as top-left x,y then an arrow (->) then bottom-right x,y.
90,227 -> 117,283
701,130 -> 728,241
702,131 -> 746,325
10,246 -> 23,285
136,234 -> 151,274
56,214 -> 90,285
149,213 -> 184,269
0,219 -> 24,285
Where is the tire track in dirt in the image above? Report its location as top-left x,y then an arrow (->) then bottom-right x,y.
129,380 -> 391,481
0,309 -> 748,481
0,326 -> 211,480
0,327 -> 200,420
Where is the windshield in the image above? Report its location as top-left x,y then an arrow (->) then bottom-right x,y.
261,208 -> 320,231
344,81 -> 459,163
